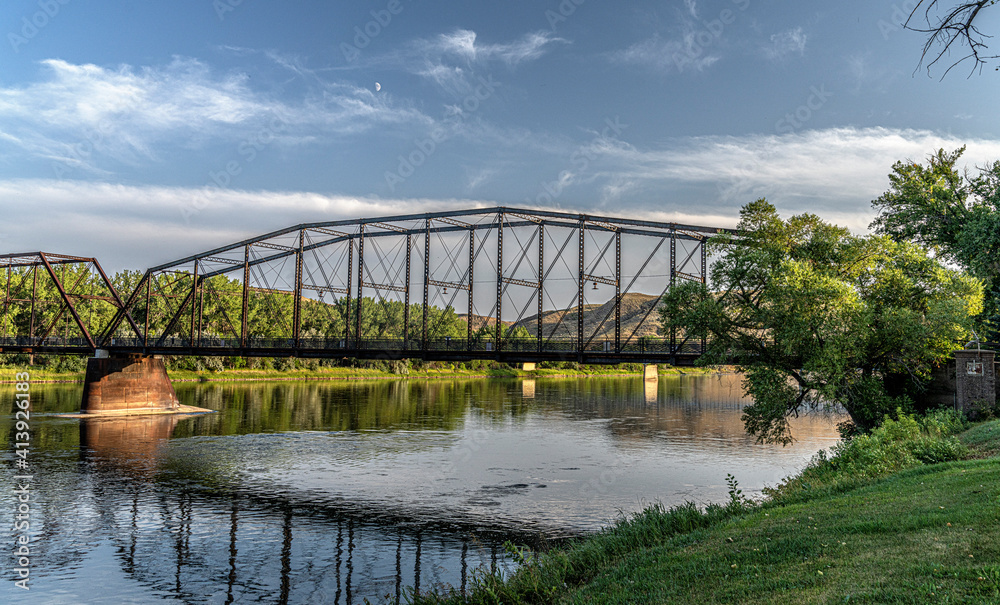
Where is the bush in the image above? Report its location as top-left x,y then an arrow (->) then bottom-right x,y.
203,356 -> 225,372
765,408 -> 969,502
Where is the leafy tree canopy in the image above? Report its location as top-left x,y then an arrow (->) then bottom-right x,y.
661,199 -> 982,445
871,147 -> 1000,335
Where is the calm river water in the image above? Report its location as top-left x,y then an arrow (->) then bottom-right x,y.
2,375 -> 843,603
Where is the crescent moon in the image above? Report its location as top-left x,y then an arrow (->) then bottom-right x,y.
375,82 -> 381,92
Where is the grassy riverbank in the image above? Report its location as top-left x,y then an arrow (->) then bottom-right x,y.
413,413 -> 1000,604
0,361 -> 722,384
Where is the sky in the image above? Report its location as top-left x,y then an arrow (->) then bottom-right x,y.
1,0 -> 1000,272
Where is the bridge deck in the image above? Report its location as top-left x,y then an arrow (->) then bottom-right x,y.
0,337 -> 704,365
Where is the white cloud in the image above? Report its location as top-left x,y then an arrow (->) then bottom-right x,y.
610,34 -> 720,73
684,0 -> 699,19
420,29 -> 563,66
588,126 -> 1000,230
0,179 -> 493,272
5,128 -> 999,272
404,29 -> 563,97
0,58 -> 432,173
764,27 -> 807,61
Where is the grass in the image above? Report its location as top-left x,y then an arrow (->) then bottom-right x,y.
411,414 -> 1000,604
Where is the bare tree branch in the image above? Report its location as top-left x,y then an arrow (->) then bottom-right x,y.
905,0 -> 999,78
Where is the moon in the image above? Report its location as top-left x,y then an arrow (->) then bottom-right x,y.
375,82 -> 381,92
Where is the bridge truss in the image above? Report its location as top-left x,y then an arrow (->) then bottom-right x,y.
1,208 -> 726,364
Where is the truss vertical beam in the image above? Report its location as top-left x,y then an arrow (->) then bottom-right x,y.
190,261 -> 199,346
29,265 -> 37,340
2,265 -> 9,339
701,238 -> 707,355
670,232 -> 677,358
293,230 -> 304,349
144,273 -> 152,349
577,221 -> 585,356
538,224 -> 544,353
615,230 -> 621,354
495,212 -> 504,353
404,234 -> 412,349
241,245 -> 250,348
356,226 -> 365,351
423,219 -> 430,352
197,275 -> 204,345
467,228 -> 475,351
346,238 -> 353,346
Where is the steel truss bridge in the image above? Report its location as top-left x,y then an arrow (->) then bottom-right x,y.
0,208 -> 728,365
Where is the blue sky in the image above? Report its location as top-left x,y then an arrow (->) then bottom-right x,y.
2,0 -> 1000,270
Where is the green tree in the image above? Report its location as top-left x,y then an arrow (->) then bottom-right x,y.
871,147 -> 1000,336
661,200 -> 982,444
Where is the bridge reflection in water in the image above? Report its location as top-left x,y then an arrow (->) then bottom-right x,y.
78,414 -> 509,603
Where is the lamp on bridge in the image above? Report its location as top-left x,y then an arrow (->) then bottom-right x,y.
592,282 -> 598,291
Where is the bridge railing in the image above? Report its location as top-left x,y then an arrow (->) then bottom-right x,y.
0,334 -> 706,357
44,336 -> 706,357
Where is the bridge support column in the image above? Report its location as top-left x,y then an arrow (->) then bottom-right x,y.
81,353 -> 188,415
643,364 -> 658,381
522,362 -> 536,372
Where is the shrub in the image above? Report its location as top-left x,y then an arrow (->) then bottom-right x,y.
765,408 -> 969,502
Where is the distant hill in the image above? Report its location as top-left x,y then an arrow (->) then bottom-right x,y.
513,292 -> 662,341
460,292 -> 663,341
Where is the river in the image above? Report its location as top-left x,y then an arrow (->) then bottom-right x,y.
1,374 -> 843,603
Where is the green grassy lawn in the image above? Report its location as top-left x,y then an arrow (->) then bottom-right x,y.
563,460 -> 1000,604
416,418 -> 1000,604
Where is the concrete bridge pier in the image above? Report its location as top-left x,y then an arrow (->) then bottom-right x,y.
81,351 -> 197,416
643,364 -> 658,381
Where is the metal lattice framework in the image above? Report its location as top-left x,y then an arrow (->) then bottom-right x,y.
0,252 -> 137,354
1,208 -> 730,364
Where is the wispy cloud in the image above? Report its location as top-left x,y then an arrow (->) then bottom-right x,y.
0,179 -> 493,271
421,29 -> 562,66
0,57 -> 432,173
610,34 -> 720,73
586,127 -> 1000,229
684,0 -> 699,19
763,27 -> 807,61
405,28 -> 564,95
609,3 -> 736,75
6,128 -> 999,270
